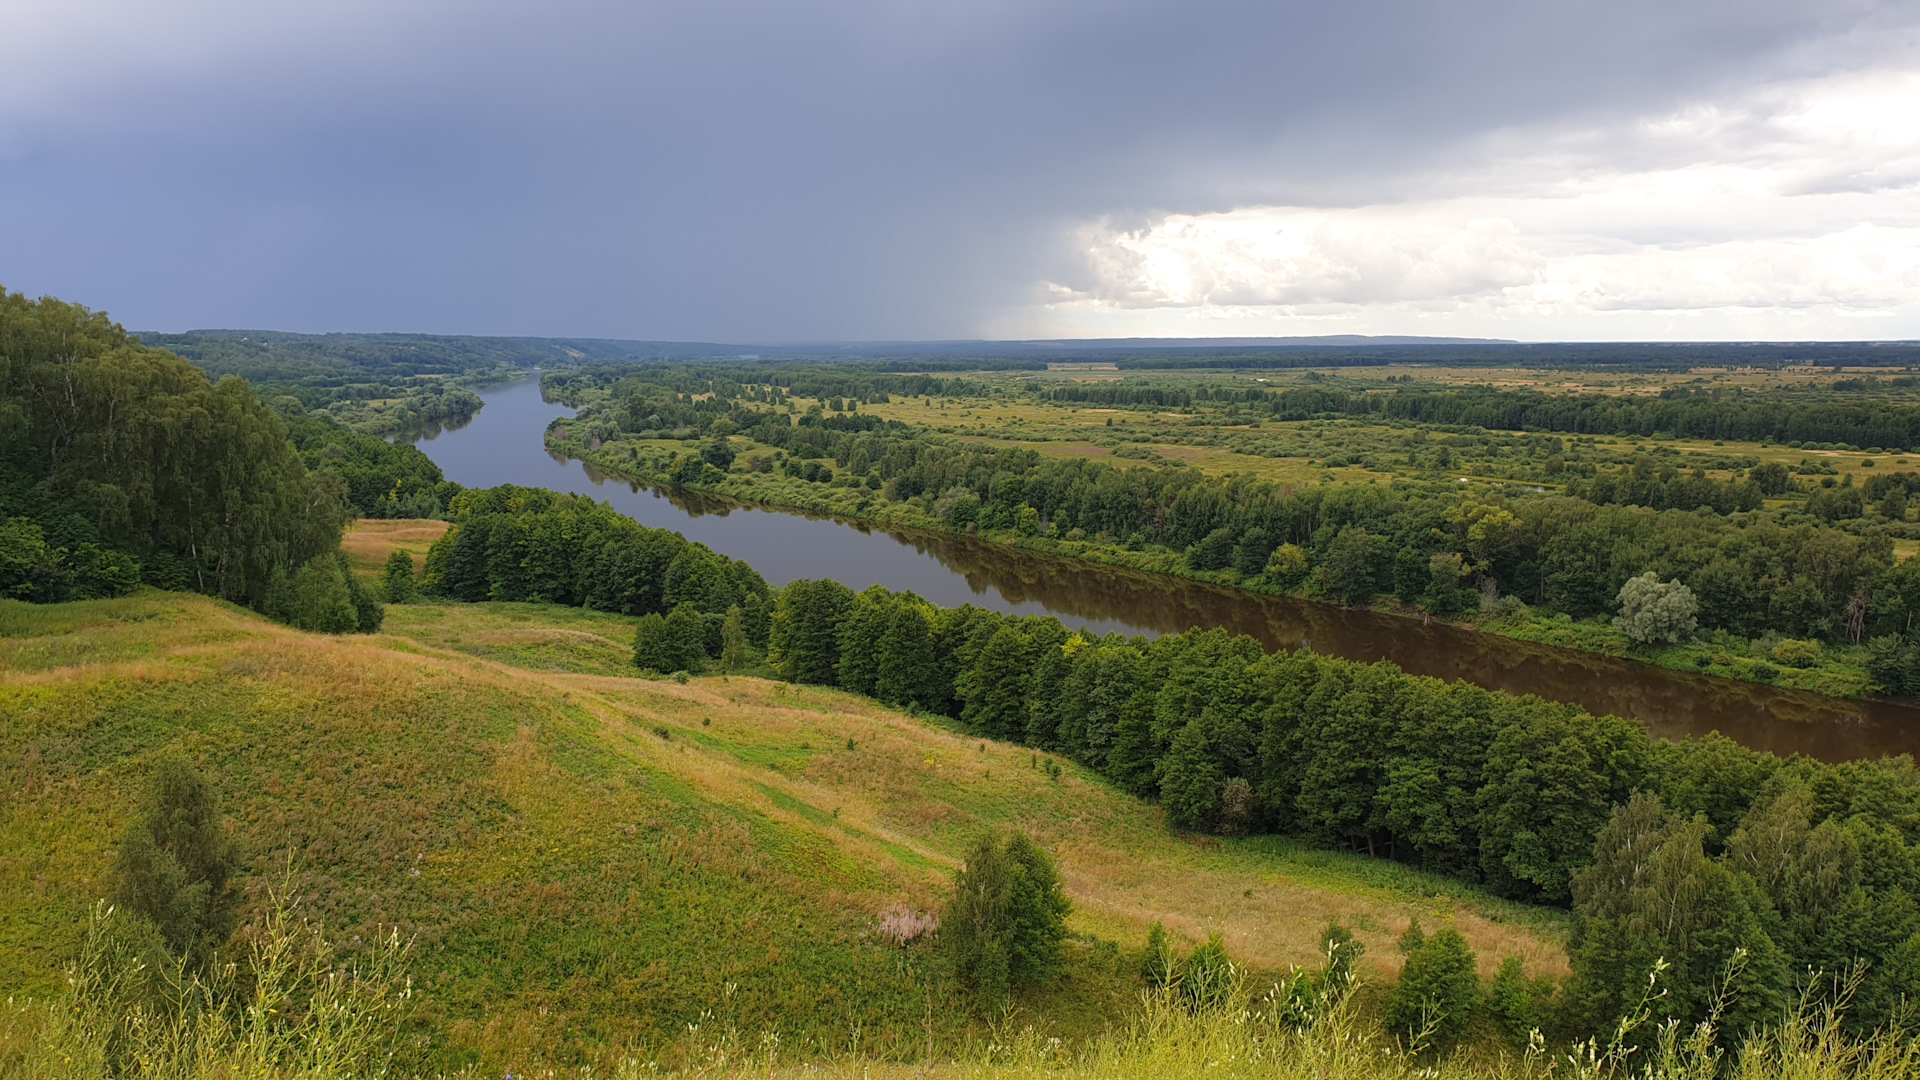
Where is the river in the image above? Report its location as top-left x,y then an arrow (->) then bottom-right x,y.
404,377 -> 1920,763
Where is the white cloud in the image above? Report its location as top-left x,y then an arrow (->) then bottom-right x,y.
1017,64 -> 1920,340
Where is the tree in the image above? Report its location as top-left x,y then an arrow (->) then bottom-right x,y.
957,624 -> 1036,739
1612,571 -> 1698,645
278,555 -> 360,634
0,517 -> 54,600
382,550 -> 418,603
943,831 -> 1071,1011
1190,527 -> 1237,571
663,601 -> 708,671
0,292 -> 349,612
1383,920 -> 1481,1050
631,613 -> 675,672
1750,461 -> 1791,495
343,554 -> 384,633
634,601 -> 708,672
1564,794 -> 1787,1037
1176,935 -> 1236,1012
768,578 -> 853,684
700,438 -> 736,470
1232,527 -> 1272,576
720,605 -> 752,670
110,754 -> 240,972
1486,956 -> 1552,1045
1318,528 -> 1388,606
1266,543 -> 1310,586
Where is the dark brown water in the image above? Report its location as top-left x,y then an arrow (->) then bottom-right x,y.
407,379 -> 1920,763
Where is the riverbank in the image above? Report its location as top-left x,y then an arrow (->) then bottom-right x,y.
549,425 -> 1883,704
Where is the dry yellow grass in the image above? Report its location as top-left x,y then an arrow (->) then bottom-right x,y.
340,518 -> 449,576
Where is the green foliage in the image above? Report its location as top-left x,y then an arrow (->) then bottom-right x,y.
943,831 -> 1072,1012
1485,955 -> 1551,1045
1612,572 -> 1699,645
0,291 -> 350,615
109,755 -> 239,973
286,414 -> 459,518
382,550 -> 418,603
1175,935 -> 1236,1013
1564,793 -> 1788,1038
148,329 -> 532,435
1266,543 -> 1309,586
546,361 -> 1920,668
419,484 -> 768,617
768,578 -> 854,684
1769,638 -> 1823,667
0,517 -> 53,600
720,605 -> 752,670
1383,921 -> 1480,1050
271,554 -> 380,634
1141,922 -> 1173,990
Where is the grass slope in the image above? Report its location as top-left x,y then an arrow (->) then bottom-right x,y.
0,592 -> 1565,1072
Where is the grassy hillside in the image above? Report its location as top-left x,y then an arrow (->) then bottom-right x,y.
0,590 -> 1565,1072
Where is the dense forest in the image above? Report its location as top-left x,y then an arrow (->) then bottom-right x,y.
415,482 -> 1920,1041
1,292 -> 381,630
420,485 -> 772,642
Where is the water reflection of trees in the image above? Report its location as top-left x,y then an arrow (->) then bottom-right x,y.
387,410 -> 478,443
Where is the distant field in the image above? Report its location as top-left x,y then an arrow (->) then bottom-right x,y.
854,368 -> 1920,491
0,591 -> 1566,1070
342,518 -> 450,576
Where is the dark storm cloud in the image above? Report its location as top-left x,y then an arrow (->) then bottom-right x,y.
1,0 -> 1912,338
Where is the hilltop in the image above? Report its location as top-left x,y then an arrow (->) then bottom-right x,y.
0,583 -> 1564,1071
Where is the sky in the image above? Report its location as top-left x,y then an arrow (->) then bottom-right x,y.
3,0 -> 1919,343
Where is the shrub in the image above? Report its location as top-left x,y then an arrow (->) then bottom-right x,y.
1486,955 -> 1552,1045
1770,638 -> 1823,667
1141,922 -> 1174,990
1383,920 -> 1480,1051
1176,935 -> 1236,1013
110,754 -> 240,973
943,831 -> 1071,1011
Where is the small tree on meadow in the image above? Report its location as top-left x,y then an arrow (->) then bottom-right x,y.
943,831 -> 1071,1012
382,550 -> 417,604
1383,919 -> 1481,1051
1176,934 -> 1236,1012
1141,921 -> 1174,990
1612,572 -> 1698,645
1486,955 -> 1554,1045
111,753 -> 240,973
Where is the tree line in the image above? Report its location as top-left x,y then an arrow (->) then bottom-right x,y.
419,486 -> 772,649
763,575 -> 1920,1038
1256,384 -> 1920,452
